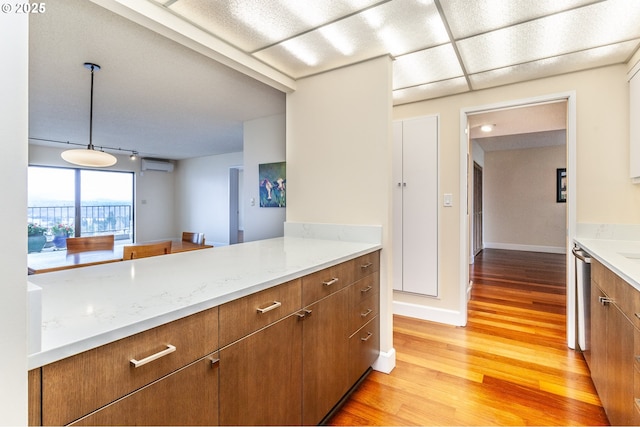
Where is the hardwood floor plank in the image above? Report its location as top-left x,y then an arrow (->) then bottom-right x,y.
328,249 -> 608,426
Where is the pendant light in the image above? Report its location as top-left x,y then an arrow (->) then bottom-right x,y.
61,63 -> 117,167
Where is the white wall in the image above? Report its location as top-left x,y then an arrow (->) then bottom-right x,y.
484,145 -> 567,253
286,56 -> 394,368
175,152 -> 243,246
393,64 -> 640,323
0,12 -> 28,425
243,114 -> 286,242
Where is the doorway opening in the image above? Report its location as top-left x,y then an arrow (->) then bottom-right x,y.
460,92 -> 577,345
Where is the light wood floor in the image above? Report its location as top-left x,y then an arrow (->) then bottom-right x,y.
328,249 -> 609,426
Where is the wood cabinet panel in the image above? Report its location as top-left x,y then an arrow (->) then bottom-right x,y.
219,314 -> 303,426
42,307 -> 218,426
219,279 -> 301,347
348,316 -> 379,386
28,368 -> 41,426
71,354 -> 219,426
352,252 -> 379,282
348,274 -> 379,334
302,260 -> 354,307
302,287 -> 350,425
607,303 -> 635,426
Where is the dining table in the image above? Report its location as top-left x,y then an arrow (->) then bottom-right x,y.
27,239 -> 213,275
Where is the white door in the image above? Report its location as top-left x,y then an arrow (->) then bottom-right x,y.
393,116 -> 438,296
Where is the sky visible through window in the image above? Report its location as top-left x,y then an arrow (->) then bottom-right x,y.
28,166 -> 133,206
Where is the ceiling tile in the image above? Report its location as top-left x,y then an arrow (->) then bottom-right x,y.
165,0 -> 382,52
469,39 -> 640,90
393,77 -> 469,105
253,0 -> 449,78
457,0 -> 640,74
393,44 -> 463,89
440,0 -> 598,39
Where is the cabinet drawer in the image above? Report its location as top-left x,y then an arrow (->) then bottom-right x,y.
71,354 -> 219,426
42,307 -> 218,426
348,316 -> 379,386
353,251 -> 380,282
302,260 -> 354,307
349,275 -> 379,334
219,278 -> 301,347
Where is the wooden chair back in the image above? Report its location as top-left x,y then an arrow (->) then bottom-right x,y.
123,241 -> 172,260
66,235 -> 115,253
182,232 -> 205,245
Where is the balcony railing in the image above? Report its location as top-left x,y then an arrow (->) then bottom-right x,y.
28,205 -> 132,239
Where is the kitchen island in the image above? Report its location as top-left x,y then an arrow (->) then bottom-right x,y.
27,223 -> 383,426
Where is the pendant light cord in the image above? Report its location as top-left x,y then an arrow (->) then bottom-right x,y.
88,64 -> 95,151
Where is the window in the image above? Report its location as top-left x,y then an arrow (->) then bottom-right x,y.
28,166 -> 134,248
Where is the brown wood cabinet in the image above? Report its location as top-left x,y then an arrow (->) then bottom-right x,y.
29,250 -> 381,426
590,260 -> 640,426
71,354 -> 219,426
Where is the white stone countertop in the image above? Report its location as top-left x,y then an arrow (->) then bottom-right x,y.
575,224 -> 640,293
27,232 -> 382,369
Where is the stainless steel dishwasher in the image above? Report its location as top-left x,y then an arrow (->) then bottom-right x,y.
572,245 -> 592,364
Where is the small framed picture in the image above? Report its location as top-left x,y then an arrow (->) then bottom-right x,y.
556,168 -> 567,203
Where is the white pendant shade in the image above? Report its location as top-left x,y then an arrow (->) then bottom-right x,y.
61,148 -> 117,167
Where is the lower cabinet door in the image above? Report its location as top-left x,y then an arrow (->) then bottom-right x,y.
302,288 -> 350,425
349,316 -> 380,386
71,354 -> 219,426
219,314 -> 303,426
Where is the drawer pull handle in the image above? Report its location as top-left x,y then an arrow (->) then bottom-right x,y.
635,313 -> 640,320
599,296 -> 613,306
360,332 -> 373,342
361,308 -> 373,318
257,300 -> 282,314
323,278 -> 339,286
211,358 -> 220,367
360,285 -> 373,294
296,309 -> 313,320
130,344 -> 176,368
361,262 -> 373,269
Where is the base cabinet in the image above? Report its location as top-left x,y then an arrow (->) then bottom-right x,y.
72,355 -> 219,426
219,315 -> 303,426
590,261 -> 640,426
29,251 -> 380,426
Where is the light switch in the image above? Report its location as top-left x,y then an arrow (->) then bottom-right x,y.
443,193 -> 453,207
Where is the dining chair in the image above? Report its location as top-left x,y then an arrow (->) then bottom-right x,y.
122,241 -> 172,260
66,235 -> 115,253
182,231 -> 205,245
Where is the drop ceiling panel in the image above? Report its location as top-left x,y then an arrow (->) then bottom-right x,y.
469,39 -> 640,90
392,77 -> 469,105
163,0 -> 383,52
457,0 -> 640,74
441,0 -> 598,39
393,44 -> 463,89
253,0 -> 449,78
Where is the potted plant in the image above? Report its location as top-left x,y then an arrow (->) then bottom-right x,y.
28,223 -> 47,253
51,223 -> 74,249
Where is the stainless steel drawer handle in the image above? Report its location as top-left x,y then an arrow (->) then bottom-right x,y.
361,308 -> 373,318
323,278 -> 339,286
360,332 -> 373,342
257,300 -> 282,314
361,262 -> 373,269
211,358 -> 220,367
360,285 -> 373,294
635,313 -> 640,320
130,344 -> 176,368
599,296 -> 613,306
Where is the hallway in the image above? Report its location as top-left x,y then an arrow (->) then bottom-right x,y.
329,249 -> 608,425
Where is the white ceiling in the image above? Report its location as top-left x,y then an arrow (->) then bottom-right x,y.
29,0 -> 640,160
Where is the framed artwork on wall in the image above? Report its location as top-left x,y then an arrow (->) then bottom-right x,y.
259,162 -> 286,207
557,168 -> 567,203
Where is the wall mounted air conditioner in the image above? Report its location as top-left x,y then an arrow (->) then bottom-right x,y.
141,158 -> 174,172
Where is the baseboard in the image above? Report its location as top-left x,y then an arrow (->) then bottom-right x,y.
393,300 -> 466,326
483,242 -> 566,254
372,347 -> 396,374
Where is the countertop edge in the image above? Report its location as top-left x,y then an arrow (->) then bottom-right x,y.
574,237 -> 640,292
